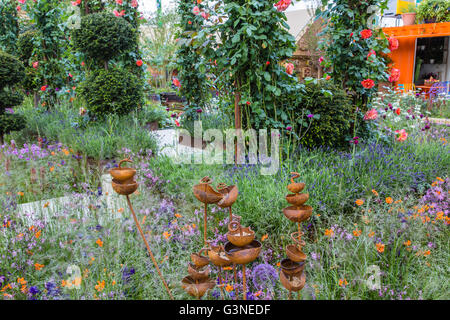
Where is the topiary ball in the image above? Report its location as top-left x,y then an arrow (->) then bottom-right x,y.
0,88 -> 24,110
79,68 -> 143,118
299,79 -> 353,150
17,30 -> 38,64
72,12 -> 137,63
0,50 -> 25,89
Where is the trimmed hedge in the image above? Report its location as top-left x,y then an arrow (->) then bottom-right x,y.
72,12 -> 137,63
299,79 -> 354,149
0,50 -> 25,88
79,68 -> 143,118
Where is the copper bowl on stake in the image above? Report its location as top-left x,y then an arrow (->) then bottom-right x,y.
111,179 -> 138,196
181,276 -> 216,299
207,243 -> 232,267
283,205 -> 313,223
286,244 -> 307,262
216,183 -> 239,208
190,248 -> 210,268
224,240 -> 261,265
280,258 -> 305,277
187,263 -> 211,281
227,220 -> 255,247
285,193 -> 309,207
280,271 -> 306,292
109,159 -> 136,184
193,177 -> 223,204
287,172 -> 305,194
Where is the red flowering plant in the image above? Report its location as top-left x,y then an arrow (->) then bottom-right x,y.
184,0 -> 303,132
317,0 -> 391,111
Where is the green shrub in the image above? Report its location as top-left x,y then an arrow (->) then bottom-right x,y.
299,79 -> 353,149
72,12 -> 137,63
0,88 -> 24,110
0,50 -> 25,88
17,30 -> 38,63
79,68 -> 143,118
0,113 -> 26,136
417,0 -> 450,23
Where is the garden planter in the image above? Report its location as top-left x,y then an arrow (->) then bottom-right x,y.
402,13 -> 416,26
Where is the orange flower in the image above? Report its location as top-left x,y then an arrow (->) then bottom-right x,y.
352,229 -> 362,237
17,191 -> 24,197
96,238 -> 103,247
423,250 -> 431,256
43,202 -> 49,208
355,199 -> 364,206
34,263 -> 44,271
368,231 -> 375,238
376,243 -> 385,253
163,231 -> 171,240
62,148 -> 69,156
118,208 -> 124,213
338,278 -> 348,287
35,230 -> 41,238
175,213 -> 182,218
223,266 -> 232,271
225,284 -> 234,292
403,240 -> 411,246
261,234 -> 268,242
385,197 -> 393,204
371,189 -> 379,197
324,229 -> 334,237
49,166 -> 55,172
436,211 -> 444,220
17,278 -> 27,285
95,280 -> 105,292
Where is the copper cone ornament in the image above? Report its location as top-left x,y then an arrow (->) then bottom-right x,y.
279,172 -> 311,299
110,159 -> 173,300
182,248 -> 216,299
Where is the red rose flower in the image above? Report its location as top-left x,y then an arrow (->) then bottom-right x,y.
246,101 -> 251,105
360,29 -> 373,39
173,78 -> 181,88
41,86 -> 47,92
388,68 -> 400,83
388,37 -> 399,51
136,60 -> 143,67
266,61 -> 270,66
285,63 -> 294,75
361,79 -> 375,89
395,108 -> 401,115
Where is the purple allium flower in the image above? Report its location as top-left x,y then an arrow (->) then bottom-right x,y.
251,263 -> 278,290
307,114 -> 314,118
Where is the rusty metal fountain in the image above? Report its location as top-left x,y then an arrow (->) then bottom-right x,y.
110,159 -> 174,300
279,172 -> 312,299
181,248 -> 216,299
224,219 -> 261,300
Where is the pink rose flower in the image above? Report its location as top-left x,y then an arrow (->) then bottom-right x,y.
388,68 -> 400,83
285,63 -> 294,75
363,109 -> 378,120
395,129 -> 408,142
361,79 -> 375,89
32,61 -> 39,69
274,0 -> 291,12
193,6 -> 200,15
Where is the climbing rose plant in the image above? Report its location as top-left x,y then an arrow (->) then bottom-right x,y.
317,0 -> 392,111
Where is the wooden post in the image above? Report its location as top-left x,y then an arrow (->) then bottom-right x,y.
234,86 -> 241,164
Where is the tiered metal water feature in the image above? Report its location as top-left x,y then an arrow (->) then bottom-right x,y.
187,178 -> 260,300
181,249 -> 216,299
279,172 -> 312,299
109,159 -> 173,299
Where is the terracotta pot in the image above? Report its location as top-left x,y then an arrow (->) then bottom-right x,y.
401,13 -> 416,26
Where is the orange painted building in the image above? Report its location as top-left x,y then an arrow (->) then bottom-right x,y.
383,23 -> 450,86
